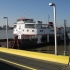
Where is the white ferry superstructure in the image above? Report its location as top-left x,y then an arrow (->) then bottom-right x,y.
13,18 -> 64,44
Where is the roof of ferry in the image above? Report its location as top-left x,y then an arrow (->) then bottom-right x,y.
17,18 -> 33,21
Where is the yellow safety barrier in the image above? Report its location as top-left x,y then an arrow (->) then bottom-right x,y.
0,47 -> 69,65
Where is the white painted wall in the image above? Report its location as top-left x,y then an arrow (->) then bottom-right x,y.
13,21 -> 64,37
17,21 -> 24,24
22,28 -> 37,35
14,26 -> 54,35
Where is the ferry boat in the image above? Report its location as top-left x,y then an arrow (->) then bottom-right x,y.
13,17 -> 65,46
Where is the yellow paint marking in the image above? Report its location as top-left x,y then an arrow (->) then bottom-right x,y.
0,47 -> 69,64
0,58 -> 36,70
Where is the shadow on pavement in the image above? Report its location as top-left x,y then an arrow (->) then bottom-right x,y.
0,61 -> 21,70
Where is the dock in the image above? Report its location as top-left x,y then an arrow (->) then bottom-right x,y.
0,47 -> 70,70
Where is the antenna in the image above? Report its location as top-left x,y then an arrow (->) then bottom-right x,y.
21,15 -> 23,18
48,15 -> 50,23
21,13 -> 25,18
24,13 -> 25,18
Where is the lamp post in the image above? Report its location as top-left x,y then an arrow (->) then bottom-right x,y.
49,3 -> 57,55
48,15 -> 50,24
3,17 -> 8,48
64,20 -> 66,55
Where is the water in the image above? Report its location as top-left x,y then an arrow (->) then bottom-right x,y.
28,45 -> 70,55
0,30 -> 13,39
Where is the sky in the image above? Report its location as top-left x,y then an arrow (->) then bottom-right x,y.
0,0 -> 70,27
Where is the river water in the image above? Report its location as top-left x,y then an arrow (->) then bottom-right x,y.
27,44 -> 70,56
0,30 -> 13,39
0,30 -> 70,55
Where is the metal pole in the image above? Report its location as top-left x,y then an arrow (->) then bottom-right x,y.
48,15 -> 50,23
64,20 -> 66,55
53,5 -> 57,55
6,18 -> 8,48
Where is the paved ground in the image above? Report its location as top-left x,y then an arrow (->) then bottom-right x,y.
0,52 -> 70,70
0,61 -> 22,70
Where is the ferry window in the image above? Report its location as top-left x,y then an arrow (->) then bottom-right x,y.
14,25 -> 16,28
32,30 -> 34,32
27,30 -> 28,31
40,30 -> 43,32
42,30 -> 43,32
25,24 -> 35,28
50,30 -> 54,31
19,28 -> 21,29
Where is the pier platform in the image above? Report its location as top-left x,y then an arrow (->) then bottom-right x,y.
0,47 -> 70,70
